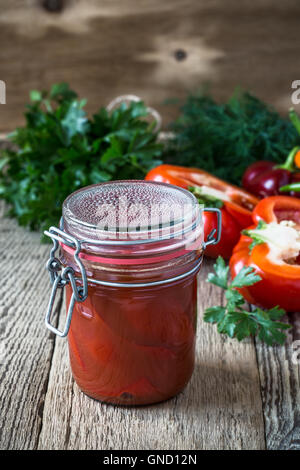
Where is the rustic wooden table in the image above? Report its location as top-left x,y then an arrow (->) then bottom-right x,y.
0,201 -> 299,450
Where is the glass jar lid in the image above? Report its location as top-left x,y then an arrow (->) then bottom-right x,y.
62,180 -> 203,258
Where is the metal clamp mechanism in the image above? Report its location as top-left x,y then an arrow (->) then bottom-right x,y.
44,227 -> 88,338
44,209 -> 221,337
202,208 -> 222,250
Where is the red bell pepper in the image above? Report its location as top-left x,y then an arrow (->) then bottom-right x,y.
230,196 -> 300,312
145,164 -> 259,259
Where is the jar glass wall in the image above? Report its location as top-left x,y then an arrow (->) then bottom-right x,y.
64,264 -> 200,405
45,180 -> 210,406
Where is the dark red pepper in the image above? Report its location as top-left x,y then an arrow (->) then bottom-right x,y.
242,147 -> 300,198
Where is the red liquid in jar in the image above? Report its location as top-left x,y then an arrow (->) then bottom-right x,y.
66,271 -> 198,406
60,180 -> 202,405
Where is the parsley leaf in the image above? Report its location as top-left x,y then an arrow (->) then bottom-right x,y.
230,265 -> 261,288
204,257 -> 291,345
204,306 -> 226,324
251,307 -> 290,346
0,83 -> 163,237
207,256 -> 229,289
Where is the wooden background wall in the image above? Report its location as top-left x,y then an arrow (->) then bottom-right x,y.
0,0 -> 300,132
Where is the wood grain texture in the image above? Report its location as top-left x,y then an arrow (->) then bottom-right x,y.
0,204 -> 299,450
255,313 -> 300,450
0,202 -> 60,449
0,0 -> 300,132
38,260 -> 265,450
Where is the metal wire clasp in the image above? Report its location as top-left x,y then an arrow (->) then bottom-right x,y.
44,227 -> 88,337
202,208 -> 222,250
43,209 -> 221,337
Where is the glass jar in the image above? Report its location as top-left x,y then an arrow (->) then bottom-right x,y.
44,181 -> 221,405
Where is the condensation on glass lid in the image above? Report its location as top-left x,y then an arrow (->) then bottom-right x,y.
63,180 -> 199,241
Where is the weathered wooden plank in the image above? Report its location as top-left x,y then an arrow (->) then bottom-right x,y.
38,259 -> 265,450
255,313 -> 300,450
37,312 -> 75,451
0,202 -> 62,450
1,0 -> 300,132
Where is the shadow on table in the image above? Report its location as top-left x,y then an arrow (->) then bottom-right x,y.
158,359 -> 261,413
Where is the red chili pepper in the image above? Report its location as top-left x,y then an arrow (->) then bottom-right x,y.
242,146 -> 300,198
230,196 -> 300,312
242,109 -> 300,198
145,164 -> 259,259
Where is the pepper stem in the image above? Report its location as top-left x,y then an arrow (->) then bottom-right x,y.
280,182 -> 300,193
275,146 -> 300,172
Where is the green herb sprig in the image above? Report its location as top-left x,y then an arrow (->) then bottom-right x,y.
0,83 -> 163,235
204,257 -> 290,345
166,90 -> 300,185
